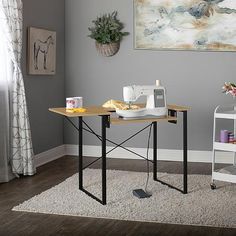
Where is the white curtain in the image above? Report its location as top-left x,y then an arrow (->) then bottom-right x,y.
0,0 -> 35,181
0,20 -> 13,182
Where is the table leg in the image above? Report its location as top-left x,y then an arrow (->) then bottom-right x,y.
79,117 -> 83,190
183,111 -> 188,194
153,122 -> 157,181
102,116 -> 107,205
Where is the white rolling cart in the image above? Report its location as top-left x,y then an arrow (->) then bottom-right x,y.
211,104 -> 236,189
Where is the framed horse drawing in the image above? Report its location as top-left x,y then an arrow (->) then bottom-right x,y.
28,27 -> 56,75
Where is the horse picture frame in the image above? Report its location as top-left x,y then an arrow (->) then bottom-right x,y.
28,27 -> 56,75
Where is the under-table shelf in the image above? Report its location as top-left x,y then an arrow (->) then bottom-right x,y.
110,116 -> 177,125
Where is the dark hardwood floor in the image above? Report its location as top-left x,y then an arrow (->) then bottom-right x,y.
0,156 -> 235,236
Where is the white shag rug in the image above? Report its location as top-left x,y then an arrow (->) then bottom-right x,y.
12,169 -> 236,228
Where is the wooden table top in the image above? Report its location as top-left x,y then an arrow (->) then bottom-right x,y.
167,104 -> 190,112
49,107 -> 111,117
49,104 -> 189,118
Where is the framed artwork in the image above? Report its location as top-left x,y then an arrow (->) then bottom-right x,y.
134,0 -> 236,51
28,27 -> 56,75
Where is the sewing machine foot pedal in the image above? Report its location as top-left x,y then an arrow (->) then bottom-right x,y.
133,189 -> 152,198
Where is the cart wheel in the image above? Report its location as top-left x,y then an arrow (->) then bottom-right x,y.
210,183 -> 216,190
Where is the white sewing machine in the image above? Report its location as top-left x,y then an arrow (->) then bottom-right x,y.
116,80 -> 167,119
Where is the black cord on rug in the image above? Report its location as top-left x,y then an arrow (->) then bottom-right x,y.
133,123 -> 153,199
144,123 -> 153,193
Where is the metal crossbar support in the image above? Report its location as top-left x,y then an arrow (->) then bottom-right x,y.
77,118 -> 153,162
106,124 -> 152,156
82,124 -> 153,170
65,116 -> 153,162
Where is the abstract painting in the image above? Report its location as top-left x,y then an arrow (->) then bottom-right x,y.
28,27 -> 56,75
134,0 -> 236,51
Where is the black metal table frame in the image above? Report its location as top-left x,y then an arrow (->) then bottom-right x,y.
65,109 -> 188,205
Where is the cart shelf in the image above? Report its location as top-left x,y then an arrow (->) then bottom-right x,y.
211,105 -> 236,189
212,166 -> 236,183
214,142 -> 236,152
215,110 -> 236,119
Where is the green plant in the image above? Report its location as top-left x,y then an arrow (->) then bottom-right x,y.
88,11 -> 129,44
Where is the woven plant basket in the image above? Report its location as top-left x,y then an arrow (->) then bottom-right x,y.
95,42 -> 120,57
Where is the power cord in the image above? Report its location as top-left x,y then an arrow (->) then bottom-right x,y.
132,123 -> 154,199
144,123 -> 153,193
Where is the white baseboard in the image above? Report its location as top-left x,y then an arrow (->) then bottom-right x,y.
34,144 -> 236,167
65,144 -> 235,164
34,145 -> 66,167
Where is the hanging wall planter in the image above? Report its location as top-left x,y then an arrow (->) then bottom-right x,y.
88,11 -> 129,57
95,41 -> 120,57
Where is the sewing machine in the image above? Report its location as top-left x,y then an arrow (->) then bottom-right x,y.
116,80 -> 167,119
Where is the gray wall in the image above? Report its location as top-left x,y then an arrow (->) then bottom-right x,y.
65,0 -> 236,151
22,0 -> 65,154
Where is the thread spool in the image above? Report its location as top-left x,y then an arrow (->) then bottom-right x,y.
220,130 -> 229,143
228,132 -> 234,143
